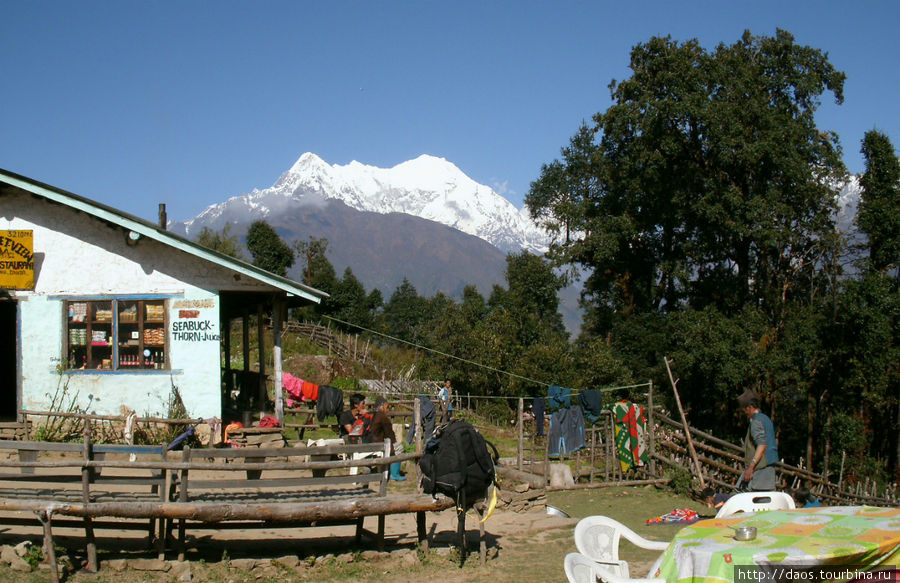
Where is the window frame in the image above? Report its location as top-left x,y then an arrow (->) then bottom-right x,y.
64,296 -> 170,373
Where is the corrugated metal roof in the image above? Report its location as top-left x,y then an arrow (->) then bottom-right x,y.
0,168 -> 327,304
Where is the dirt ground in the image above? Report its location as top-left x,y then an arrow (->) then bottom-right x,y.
0,500 -> 583,583
0,450 -> 689,582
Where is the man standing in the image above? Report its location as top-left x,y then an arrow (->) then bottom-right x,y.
438,379 -> 454,423
739,390 -> 779,491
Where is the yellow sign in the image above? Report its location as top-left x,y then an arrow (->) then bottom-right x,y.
0,230 -> 35,290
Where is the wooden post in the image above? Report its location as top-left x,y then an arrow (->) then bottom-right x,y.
605,414 -> 612,482
543,419 -> 551,488
257,303 -> 266,416
157,448 -> 168,560
478,504 -> 486,565
648,380 -> 656,477
838,451 -> 846,490
414,397 -> 422,490
223,313 -> 232,396
178,446 -> 189,561
242,309 -> 250,374
417,511 -> 428,554
38,510 -> 59,583
273,297 -> 284,425
517,398 -> 524,472
589,427 -> 596,484
664,357 -> 705,488
81,423 -> 97,571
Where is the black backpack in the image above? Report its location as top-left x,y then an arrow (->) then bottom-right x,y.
419,420 -> 498,508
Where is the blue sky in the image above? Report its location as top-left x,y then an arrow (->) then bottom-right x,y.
3,1 -> 897,223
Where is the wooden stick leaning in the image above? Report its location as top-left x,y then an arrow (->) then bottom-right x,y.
664,356 -> 706,488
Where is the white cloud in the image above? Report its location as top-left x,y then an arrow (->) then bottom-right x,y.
491,179 -> 515,197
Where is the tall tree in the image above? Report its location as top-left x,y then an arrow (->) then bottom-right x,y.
381,278 -> 426,344
194,223 -> 244,260
857,130 -> 900,274
293,237 -> 335,286
527,30 -> 846,333
330,267 -> 375,330
245,220 -> 294,276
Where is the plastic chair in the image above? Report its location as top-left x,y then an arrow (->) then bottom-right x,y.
565,552 -> 602,583
573,516 -> 669,579
715,491 -> 796,518
564,552 -> 666,583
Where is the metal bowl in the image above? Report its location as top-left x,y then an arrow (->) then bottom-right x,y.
734,526 -> 757,541
546,505 -> 570,518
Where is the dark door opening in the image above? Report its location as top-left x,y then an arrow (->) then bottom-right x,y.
0,300 -> 17,420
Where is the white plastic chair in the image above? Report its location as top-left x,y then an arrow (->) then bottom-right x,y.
564,551 -> 666,583
573,516 -> 669,580
565,552 -> 602,583
715,491 -> 796,518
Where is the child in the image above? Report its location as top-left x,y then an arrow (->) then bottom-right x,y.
792,485 -> 821,508
700,487 -> 733,512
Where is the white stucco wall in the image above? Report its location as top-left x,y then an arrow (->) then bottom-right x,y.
3,190 -> 273,419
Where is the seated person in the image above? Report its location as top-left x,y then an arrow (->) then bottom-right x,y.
371,397 -> 405,481
700,487 -> 733,512
792,485 -> 821,508
338,393 -> 370,444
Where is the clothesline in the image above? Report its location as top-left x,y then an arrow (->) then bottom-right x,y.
319,315 -> 652,398
373,384 -> 651,402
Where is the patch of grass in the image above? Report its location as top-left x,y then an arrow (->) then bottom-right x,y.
548,485 -> 706,568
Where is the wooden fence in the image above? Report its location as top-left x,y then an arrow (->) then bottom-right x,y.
284,321 -> 392,379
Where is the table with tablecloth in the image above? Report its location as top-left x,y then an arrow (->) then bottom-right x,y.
654,506 -> 900,583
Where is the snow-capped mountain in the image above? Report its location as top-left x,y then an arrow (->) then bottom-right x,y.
835,175 -> 861,234
184,153 -> 549,254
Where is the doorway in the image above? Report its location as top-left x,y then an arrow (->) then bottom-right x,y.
0,300 -> 17,420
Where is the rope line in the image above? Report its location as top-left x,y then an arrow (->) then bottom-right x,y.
320,315 -> 649,398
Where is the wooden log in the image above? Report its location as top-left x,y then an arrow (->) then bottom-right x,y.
0,494 -> 456,522
655,412 -> 743,453
658,441 -> 742,476
20,409 -> 196,426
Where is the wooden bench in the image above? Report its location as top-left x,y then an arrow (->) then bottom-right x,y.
0,438 -> 454,581
0,439 -> 171,573
171,439 -> 431,559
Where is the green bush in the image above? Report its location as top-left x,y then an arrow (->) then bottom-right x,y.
665,466 -> 694,496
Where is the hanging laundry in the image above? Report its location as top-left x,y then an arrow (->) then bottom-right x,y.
406,395 -> 436,445
611,400 -> 648,472
282,373 -> 320,408
547,406 -> 587,457
532,397 -> 547,437
578,389 -> 604,425
282,373 -> 304,408
547,385 -> 571,410
301,380 -> 319,402
315,385 -> 344,421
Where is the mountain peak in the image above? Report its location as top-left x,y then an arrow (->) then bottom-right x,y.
191,153 -> 551,254
288,152 -> 329,174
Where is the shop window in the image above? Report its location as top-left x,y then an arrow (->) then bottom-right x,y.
65,299 -> 167,371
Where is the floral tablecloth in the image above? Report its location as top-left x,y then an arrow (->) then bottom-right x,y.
655,506 -> 900,583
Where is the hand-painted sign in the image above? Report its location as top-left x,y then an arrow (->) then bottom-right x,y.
0,230 -> 34,290
171,299 -> 220,342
